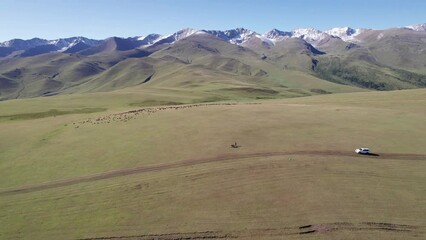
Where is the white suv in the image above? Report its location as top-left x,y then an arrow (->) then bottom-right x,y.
355,148 -> 370,154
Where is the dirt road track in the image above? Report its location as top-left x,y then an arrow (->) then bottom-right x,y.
77,222 -> 424,239
0,151 -> 424,196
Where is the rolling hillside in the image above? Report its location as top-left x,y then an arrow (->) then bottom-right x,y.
1,23 -> 425,240
0,24 -> 425,101
0,89 -> 425,239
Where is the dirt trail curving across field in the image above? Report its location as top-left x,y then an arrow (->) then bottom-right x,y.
0,151 -> 424,196
77,222 -> 424,239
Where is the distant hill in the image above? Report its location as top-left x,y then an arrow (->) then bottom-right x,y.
1,23 -> 425,100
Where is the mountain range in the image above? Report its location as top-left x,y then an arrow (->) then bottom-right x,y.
1,23 -> 425,100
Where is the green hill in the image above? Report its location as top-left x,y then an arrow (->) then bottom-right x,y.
0,89 -> 425,239
1,27 -> 426,101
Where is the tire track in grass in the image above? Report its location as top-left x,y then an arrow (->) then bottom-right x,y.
0,151 -> 424,196
76,222 -> 423,239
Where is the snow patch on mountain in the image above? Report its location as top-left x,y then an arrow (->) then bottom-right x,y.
205,28 -> 257,44
1,23 -> 425,56
262,27 -> 371,45
263,29 -> 292,43
405,23 -> 426,31
172,28 -> 199,40
48,39 -> 69,49
152,28 -> 204,45
0,37 -> 102,53
229,29 -> 256,44
137,34 -> 163,46
326,27 -> 354,41
57,37 -> 103,52
291,28 -> 332,45
293,28 -> 325,40
255,34 -> 275,46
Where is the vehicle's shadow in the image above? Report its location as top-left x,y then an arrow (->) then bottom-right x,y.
366,153 -> 380,156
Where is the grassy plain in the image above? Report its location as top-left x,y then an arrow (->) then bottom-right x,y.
0,89 -> 425,239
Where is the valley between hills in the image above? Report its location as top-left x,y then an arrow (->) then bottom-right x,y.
1,24 -> 426,101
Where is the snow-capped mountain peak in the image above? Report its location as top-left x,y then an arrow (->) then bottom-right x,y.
76,37 -> 102,46
405,23 -> 426,32
325,27 -> 355,37
1,23 -> 425,57
325,27 -> 362,42
136,34 -> 163,46
292,28 -> 324,40
263,29 -> 292,42
55,37 -> 103,52
227,28 -> 256,44
152,28 -> 203,46
326,27 -> 369,42
172,28 -> 199,40
291,28 -> 331,45
48,38 -> 69,48
204,28 -> 257,44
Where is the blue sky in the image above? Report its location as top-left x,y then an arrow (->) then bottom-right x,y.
1,0 -> 425,41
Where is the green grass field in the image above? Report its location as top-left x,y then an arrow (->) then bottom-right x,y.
0,89 -> 425,239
